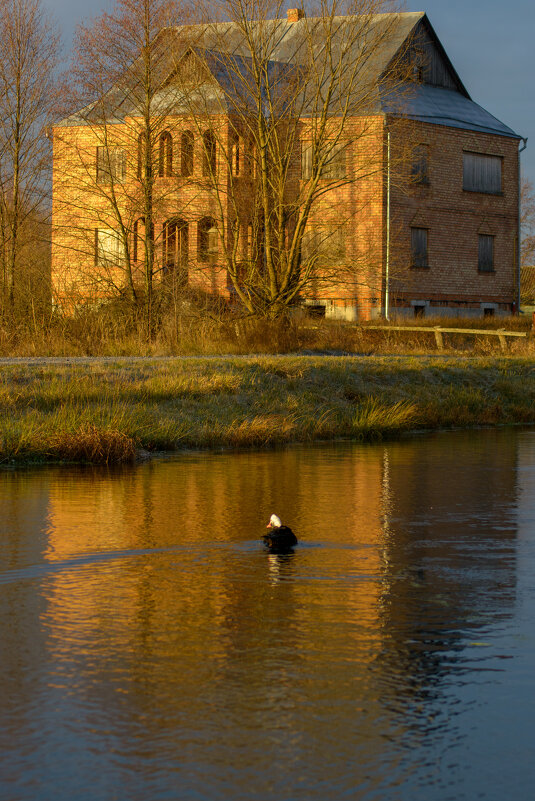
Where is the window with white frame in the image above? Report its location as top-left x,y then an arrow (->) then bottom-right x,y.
301,142 -> 347,181
463,152 -> 502,194
301,225 -> 346,266
95,228 -> 125,266
96,146 -> 125,184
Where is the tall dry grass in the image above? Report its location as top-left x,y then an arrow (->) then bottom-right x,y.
0,305 -> 532,358
0,355 -> 534,465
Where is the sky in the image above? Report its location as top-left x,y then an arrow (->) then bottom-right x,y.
42,0 -> 535,183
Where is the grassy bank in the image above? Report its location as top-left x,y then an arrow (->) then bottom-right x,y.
1,355 -> 535,465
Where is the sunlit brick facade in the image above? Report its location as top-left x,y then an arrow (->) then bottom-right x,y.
51,11 -> 523,320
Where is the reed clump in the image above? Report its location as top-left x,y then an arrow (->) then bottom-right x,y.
352,398 -> 418,440
48,425 -> 137,465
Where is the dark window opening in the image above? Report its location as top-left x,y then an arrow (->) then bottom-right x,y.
163,218 -> 188,279
159,132 -> 173,177
198,217 -> 218,261
413,305 -> 425,318
202,130 -> 216,177
483,307 -> 495,317
181,131 -> 194,177
411,146 -> 429,185
478,234 -> 495,272
411,227 -> 429,268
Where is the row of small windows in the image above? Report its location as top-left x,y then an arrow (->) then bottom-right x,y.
412,148 -> 504,195
95,219 -> 346,269
96,130 -> 217,183
97,137 -> 348,184
95,217 -> 219,267
96,141 -> 504,194
411,227 -> 496,273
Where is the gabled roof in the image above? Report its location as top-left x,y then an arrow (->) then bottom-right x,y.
383,83 -> 520,138
57,11 -> 520,139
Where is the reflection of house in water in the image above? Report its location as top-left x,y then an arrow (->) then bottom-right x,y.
2,435 -> 522,769
375,430 -> 519,723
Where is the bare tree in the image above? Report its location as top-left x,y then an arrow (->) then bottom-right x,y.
520,177 -> 535,304
52,0 -> 414,326
0,0 -> 60,318
174,0 -> 412,317
52,0 -> 195,333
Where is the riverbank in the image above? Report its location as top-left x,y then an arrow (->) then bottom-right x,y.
1,355 -> 534,465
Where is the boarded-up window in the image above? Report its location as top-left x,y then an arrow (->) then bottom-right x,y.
96,147 -> 125,184
321,143 -> 346,180
95,228 -> 125,266
411,146 -> 429,185
301,225 -> 346,266
478,234 -> 495,272
463,153 -> 502,194
411,227 -> 429,268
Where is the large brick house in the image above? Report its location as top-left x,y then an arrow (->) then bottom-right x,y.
51,10 -> 524,320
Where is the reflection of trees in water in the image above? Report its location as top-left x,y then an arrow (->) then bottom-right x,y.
373,432 -> 519,734
0,431 -> 524,785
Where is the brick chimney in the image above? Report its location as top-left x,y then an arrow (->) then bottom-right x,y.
287,8 -> 305,22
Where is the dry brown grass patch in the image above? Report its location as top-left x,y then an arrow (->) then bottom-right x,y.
49,425 -> 137,464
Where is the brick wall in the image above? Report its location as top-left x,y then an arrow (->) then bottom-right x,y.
387,120 -> 519,318
51,113 -> 520,320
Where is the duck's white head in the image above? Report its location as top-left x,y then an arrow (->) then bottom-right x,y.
267,514 -> 282,529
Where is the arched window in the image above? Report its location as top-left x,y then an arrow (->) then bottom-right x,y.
202,130 -> 216,177
137,132 -> 152,179
198,217 -> 218,261
163,218 -> 189,277
181,131 -> 194,177
229,131 -> 240,176
159,131 -> 173,177
133,217 -> 154,261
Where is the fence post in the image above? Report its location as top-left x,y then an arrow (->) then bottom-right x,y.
434,327 -> 444,350
497,329 -> 507,353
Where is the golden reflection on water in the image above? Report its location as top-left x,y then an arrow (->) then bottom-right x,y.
0,429 -> 527,801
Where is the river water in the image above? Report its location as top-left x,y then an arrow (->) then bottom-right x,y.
1,429 -> 535,801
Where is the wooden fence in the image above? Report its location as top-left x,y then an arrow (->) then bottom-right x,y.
362,325 -> 529,353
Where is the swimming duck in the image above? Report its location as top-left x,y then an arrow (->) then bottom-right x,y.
263,514 -> 298,551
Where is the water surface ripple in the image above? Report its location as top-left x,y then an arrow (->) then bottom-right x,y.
1,428 -> 535,800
